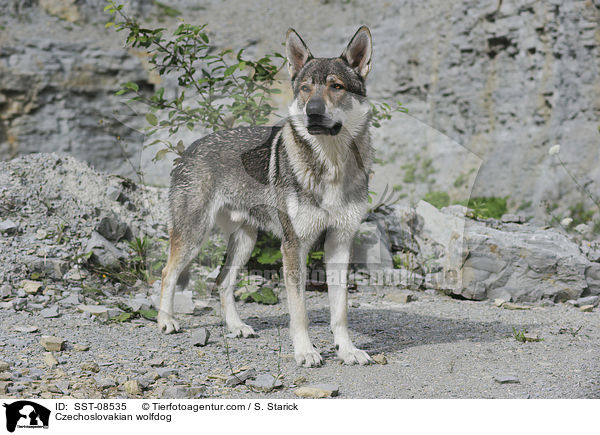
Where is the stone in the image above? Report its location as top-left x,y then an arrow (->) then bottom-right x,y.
579,305 -> 594,312
123,379 -> 142,396
494,298 -> 506,307
94,376 -> 117,389
77,304 -> 109,320
40,336 -> 65,352
43,352 -> 59,367
226,368 -> 257,387
246,374 -> 283,392
39,0 -> 80,22
384,292 -> 416,304
0,284 -> 11,298
191,328 -> 210,347
155,367 -> 178,378
294,384 -> 340,398
58,294 -> 82,307
571,296 -> 599,307
163,386 -> 191,399
85,231 -> 127,269
28,258 -> 68,280
494,375 -> 520,384
148,357 -> 164,367
63,267 -> 87,281
73,344 -> 90,352
372,353 -> 388,365
96,215 -> 131,242
13,325 -> 39,333
21,280 -> 42,295
81,362 -> 100,373
0,219 -> 18,234
502,303 -> 531,311
0,361 -> 9,372
41,306 -> 60,318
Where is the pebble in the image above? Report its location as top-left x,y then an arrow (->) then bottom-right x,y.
494,375 -> 520,384
579,305 -> 594,312
156,367 -> 178,378
13,325 -> 39,333
384,292 -> 416,304
40,336 -> 65,351
73,344 -> 90,351
292,376 -> 306,386
0,284 -> 12,297
226,368 -> 257,387
94,375 -> 117,389
41,306 -> 60,318
0,361 -> 9,372
22,280 -> 43,295
0,219 -> 18,234
246,374 -> 283,392
502,303 -> 530,311
77,304 -> 109,319
191,328 -> 210,347
163,386 -> 191,399
0,382 -> 11,394
494,298 -> 506,307
294,384 -> 340,398
123,379 -> 142,396
372,353 -> 388,365
81,362 -> 100,373
148,357 -> 164,367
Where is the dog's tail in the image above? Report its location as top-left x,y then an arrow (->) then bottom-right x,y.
176,266 -> 191,289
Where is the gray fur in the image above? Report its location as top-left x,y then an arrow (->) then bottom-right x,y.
158,26 -> 375,367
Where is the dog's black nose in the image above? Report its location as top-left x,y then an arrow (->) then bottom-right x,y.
306,98 -> 326,117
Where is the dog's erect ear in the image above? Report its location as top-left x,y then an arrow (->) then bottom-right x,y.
341,26 -> 372,80
286,28 -> 313,79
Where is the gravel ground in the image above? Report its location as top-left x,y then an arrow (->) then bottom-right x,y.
1,288 -> 598,399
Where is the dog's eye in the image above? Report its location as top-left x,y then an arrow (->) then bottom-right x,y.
300,85 -> 311,93
331,83 -> 344,90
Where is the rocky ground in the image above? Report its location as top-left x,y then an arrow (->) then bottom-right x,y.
1,283 -> 599,399
1,153 -> 599,399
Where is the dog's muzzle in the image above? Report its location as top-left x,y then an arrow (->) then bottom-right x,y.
306,115 -> 342,136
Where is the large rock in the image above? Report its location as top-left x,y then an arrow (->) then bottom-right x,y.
351,221 -> 394,273
84,231 -> 126,269
412,201 -> 592,302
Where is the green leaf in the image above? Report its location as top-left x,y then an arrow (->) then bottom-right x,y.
114,312 -> 133,323
224,64 -> 238,76
154,148 -> 169,161
105,21 -> 114,28
256,248 -> 282,265
240,287 -> 278,305
139,309 -> 158,321
123,81 -> 139,92
115,89 -> 126,96
145,113 -> 158,126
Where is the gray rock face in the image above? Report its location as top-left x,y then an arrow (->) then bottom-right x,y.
351,221 -> 394,273
1,0 -> 597,222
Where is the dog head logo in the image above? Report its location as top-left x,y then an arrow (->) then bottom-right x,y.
3,401 -> 50,432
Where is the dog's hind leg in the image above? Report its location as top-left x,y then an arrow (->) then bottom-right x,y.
215,224 -> 258,338
324,228 -> 373,365
158,223 -> 208,334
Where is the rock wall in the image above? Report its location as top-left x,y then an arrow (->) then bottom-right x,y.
1,0 -> 599,223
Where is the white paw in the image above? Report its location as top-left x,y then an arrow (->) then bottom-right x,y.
157,311 -> 180,334
295,347 -> 323,367
228,323 -> 256,338
337,347 -> 373,365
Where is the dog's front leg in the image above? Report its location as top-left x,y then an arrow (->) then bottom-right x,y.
281,238 -> 322,367
325,228 -> 373,365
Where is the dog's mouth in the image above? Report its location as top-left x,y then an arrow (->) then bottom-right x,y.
306,115 -> 342,136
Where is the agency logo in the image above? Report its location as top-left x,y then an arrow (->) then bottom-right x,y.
2,401 -> 50,433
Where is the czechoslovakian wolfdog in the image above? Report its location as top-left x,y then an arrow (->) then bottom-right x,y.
158,26 -> 374,367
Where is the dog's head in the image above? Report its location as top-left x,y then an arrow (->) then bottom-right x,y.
286,26 -> 372,137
